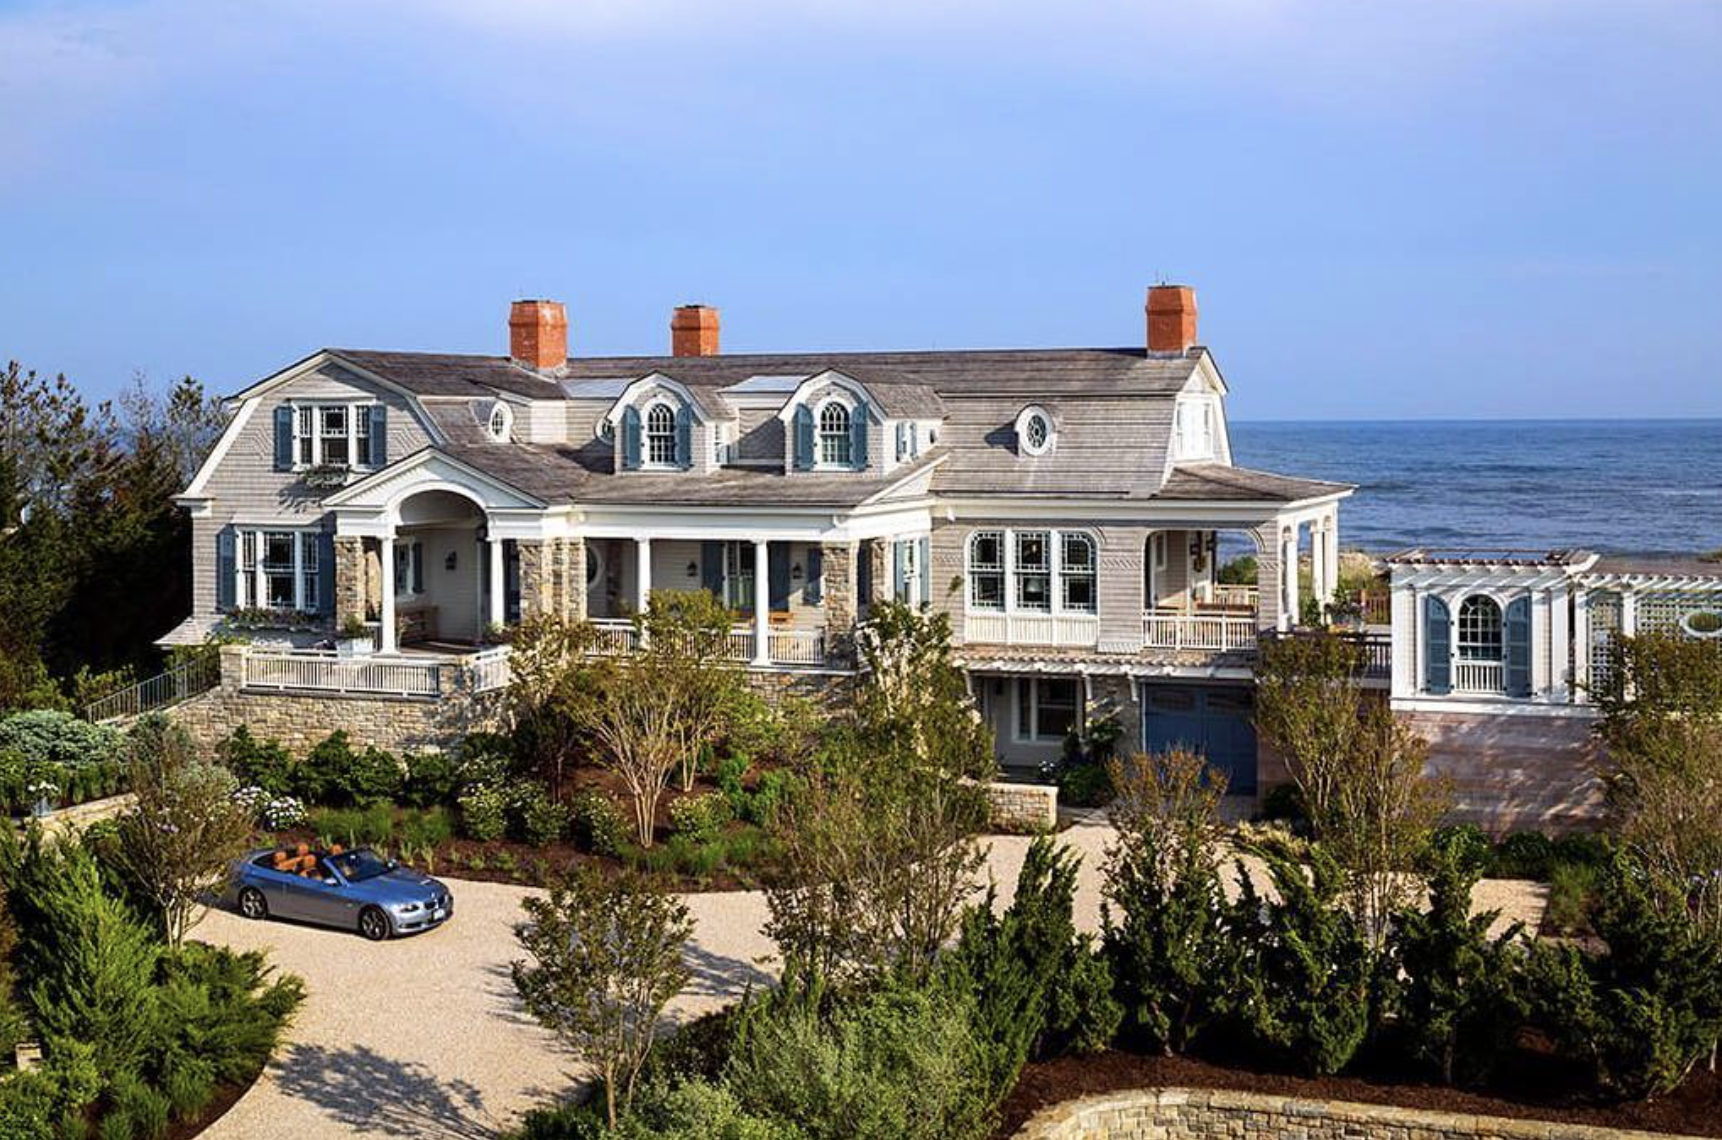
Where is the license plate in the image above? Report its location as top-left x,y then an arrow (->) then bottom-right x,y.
432,908 -> 447,921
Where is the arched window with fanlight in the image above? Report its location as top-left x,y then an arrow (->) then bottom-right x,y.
818,401 -> 853,466
1455,595 -> 1504,693
645,402 -> 677,466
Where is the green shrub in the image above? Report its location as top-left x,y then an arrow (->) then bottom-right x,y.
458,786 -> 508,842
216,727 -> 294,796
457,733 -> 517,789
163,1059 -> 215,1120
1490,831 -> 1558,880
515,789 -> 569,847
946,837 -> 1118,1106
0,710 -> 123,768
309,803 -> 396,849
398,807 -> 455,851
571,789 -> 627,856
1230,846 -> 1371,1076
1054,761 -> 1112,809
715,755 -> 752,815
106,1072 -> 170,1140
741,770 -> 800,828
296,732 -> 401,807
614,1079 -> 805,1140
1255,782 -> 1307,827
1525,852 -> 1722,1098
1545,861 -> 1601,934
153,942 -> 305,1087
668,793 -> 731,843
725,978 -> 992,1140
401,751 -> 462,808
0,1070 -> 57,1139
1387,829 -> 1527,1084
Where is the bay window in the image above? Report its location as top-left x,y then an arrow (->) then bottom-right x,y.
233,529 -> 322,613
968,527 -> 1098,617
1015,531 -> 1051,611
968,531 -> 1005,610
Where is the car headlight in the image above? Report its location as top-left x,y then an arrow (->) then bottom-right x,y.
397,901 -> 422,913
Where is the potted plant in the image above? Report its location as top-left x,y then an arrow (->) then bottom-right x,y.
26,775 -> 59,819
336,614 -> 375,658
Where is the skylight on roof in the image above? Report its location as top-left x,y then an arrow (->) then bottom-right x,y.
559,378 -> 632,399
722,374 -> 809,394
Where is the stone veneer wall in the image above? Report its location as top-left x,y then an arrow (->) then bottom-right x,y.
820,541 -> 857,667
333,536 -> 366,628
1014,1088 -> 1700,1140
982,780 -> 1058,833
743,668 -> 856,713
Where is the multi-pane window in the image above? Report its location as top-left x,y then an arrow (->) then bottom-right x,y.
319,406 -> 349,466
968,531 -> 1005,610
296,407 -> 316,465
819,402 -> 852,466
896,421 -> 919,462
1061,533 -> 1096,613
645,403 -> 677,466
723,541 -> 756,610
1457,595 -> 1503,660
1016,677 -> 1079,742
235,530 -> 321,612
354,406 -> 372,465
1014,531 -> 1052,611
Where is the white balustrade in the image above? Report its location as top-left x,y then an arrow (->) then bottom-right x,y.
1141,611 -> 1259,652
243,651 -> 442,698
1454,659 -> 1505,694
768,627 -> 826,666
963,612 -> 1100,648
1208,584 -> 1260,609
467,647 -> 513,693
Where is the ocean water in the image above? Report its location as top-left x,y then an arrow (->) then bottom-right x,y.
1228,419 -> 1722,556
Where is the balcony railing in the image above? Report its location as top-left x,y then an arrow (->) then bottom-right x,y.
589,618 -> 828,667
1454,658 -> 1505,694
963,612 -> 1100,648
1206,584 -> 1260,609
1142,611 -> 1259,652
243,650 -> 444,698
83,654 -> 221,723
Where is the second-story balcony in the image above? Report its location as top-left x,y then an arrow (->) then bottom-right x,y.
590,617 -> 830,668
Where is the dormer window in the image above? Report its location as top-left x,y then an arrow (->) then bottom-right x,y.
1016,405 -> 1055,456
645,402 -> 678,466
818,401 -> 853,466
487,402 -> 513,442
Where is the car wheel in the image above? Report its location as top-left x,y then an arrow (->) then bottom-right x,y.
238,887 -> 269,921
358,906 -> 391,942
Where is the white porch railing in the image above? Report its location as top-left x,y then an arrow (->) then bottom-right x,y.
243,651 -> 443,698
588,619 -> 826,667
1141,611 -> 1259,652
1454,659 -> 1505,694
1206,584 -> 1260,609
591,619 -> 640,654
768,627 -> 826,666
468,647 -> 513,693
963,612 -> 1100,648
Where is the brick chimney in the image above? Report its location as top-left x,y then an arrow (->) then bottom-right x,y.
509,299 -> 568,371
1145,285 -> 1198,355
670,304 -> 720,357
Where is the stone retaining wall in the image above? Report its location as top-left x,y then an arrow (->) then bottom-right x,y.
1013,1087 -> 1697,1140
171,686 -> 508,755
983,780 -> 1059,833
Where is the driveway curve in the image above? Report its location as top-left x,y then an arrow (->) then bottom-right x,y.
197,819 -> 1544,1139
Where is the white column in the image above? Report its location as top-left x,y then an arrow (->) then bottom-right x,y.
1549,583 -> 1571,702
1621,590 -> 1638,638
1323,513 -> 1341,605
634,537 -> 652,614
379,534 -> 398,653
753,539 -> 771,665
488,535 -> 505,629
1279,526 -> 1297,631
1572,587 -> 1592,700
291,532 -> 305,611
253,533 -> 267,611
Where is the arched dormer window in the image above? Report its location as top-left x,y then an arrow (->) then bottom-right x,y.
1015,405 -> 1055,456
487,402 -> 513,442
818,400 -> 853,466
645,401 -> 677,466
1457,595 -> 1503,661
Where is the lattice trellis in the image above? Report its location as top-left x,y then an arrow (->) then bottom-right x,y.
1636,589 -> 1722,636
1589,590 -> 1621,687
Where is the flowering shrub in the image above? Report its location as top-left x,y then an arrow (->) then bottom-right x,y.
668,792 -> 731,843
458,786 -> 508,842
233,786 -> 308,830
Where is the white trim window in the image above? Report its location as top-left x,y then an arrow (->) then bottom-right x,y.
236,529 -> 320,612
290,401 -> 377,470
395,540 -> 425,600
1061,533 -> 1097,612
645,402 -> 677,466
487,403 -> 513,442
968,530 -> 1005,610
1457,595 -> 1503,662
1015,531 -> 1052,611
1015,405 -> 1055,456
1172,397 -> 1219,460
818,400 -> 853,467
1015,676 -> 1080,743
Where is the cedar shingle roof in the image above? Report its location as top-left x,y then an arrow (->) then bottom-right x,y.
1158,464 -> 1354,503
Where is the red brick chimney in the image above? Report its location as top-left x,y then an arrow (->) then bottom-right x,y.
509,299 -> 568,370
671,304 -> 720,357
1146,285 -> 1198,355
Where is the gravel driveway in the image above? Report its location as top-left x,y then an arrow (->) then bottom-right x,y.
198,819 -> 1546,1139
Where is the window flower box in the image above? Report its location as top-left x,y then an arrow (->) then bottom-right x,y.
229,607 -> 325,633
301,463 -> 352,490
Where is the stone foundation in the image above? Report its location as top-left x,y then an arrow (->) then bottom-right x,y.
1014,1087 -> 1696,1140
742,668 -> 857,714
1402,709 -> 1606,835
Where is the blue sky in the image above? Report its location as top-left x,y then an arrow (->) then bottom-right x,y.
1,0 -> 1718,420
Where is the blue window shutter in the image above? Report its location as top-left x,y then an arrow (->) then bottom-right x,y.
857,543 -> 873,606
216,527 -> 236,611
318,532 -> 335,614
1504,596 -> 1532,697
895,421 -> 906,461
273,406 -> 294,471
700,541 -> 724,598
918,536 -> 931,606
411,541 -> 425,595
793,404 -> 814,470
1424,595 -> 1452,695
851,407 -> 868,469
621,406 -> 641,470
893,540 -> 908,602
806,546 -> 823,605
674,403 -> 693,468
369,404 -> 388,467
768,544 -> 791,613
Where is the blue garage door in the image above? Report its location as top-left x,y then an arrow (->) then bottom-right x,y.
1141,684 -> 1257,794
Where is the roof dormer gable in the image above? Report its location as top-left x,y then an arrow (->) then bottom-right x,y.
603,372 -> 717,426
773,370 -> 882,425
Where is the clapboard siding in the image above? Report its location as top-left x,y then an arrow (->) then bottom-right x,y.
189,365 -> 434,616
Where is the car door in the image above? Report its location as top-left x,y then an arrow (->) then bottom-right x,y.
293,866 -> 361,929
250,861 -> 309,921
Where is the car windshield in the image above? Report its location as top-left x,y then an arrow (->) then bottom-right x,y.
326,849 -> 394,882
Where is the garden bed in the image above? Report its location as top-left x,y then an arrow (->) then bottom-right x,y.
996,1050 -> 1722,1139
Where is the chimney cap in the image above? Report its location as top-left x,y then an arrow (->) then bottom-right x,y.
1145,284 -> 1198,355
509,299 -> 568,371
671,303 -> 720,356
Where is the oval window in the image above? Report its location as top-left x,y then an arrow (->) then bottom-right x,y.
1682,611 -> 1722,638
1015,405 -> 1055,456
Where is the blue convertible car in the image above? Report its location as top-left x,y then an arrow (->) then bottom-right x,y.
229,845 -> 453,941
